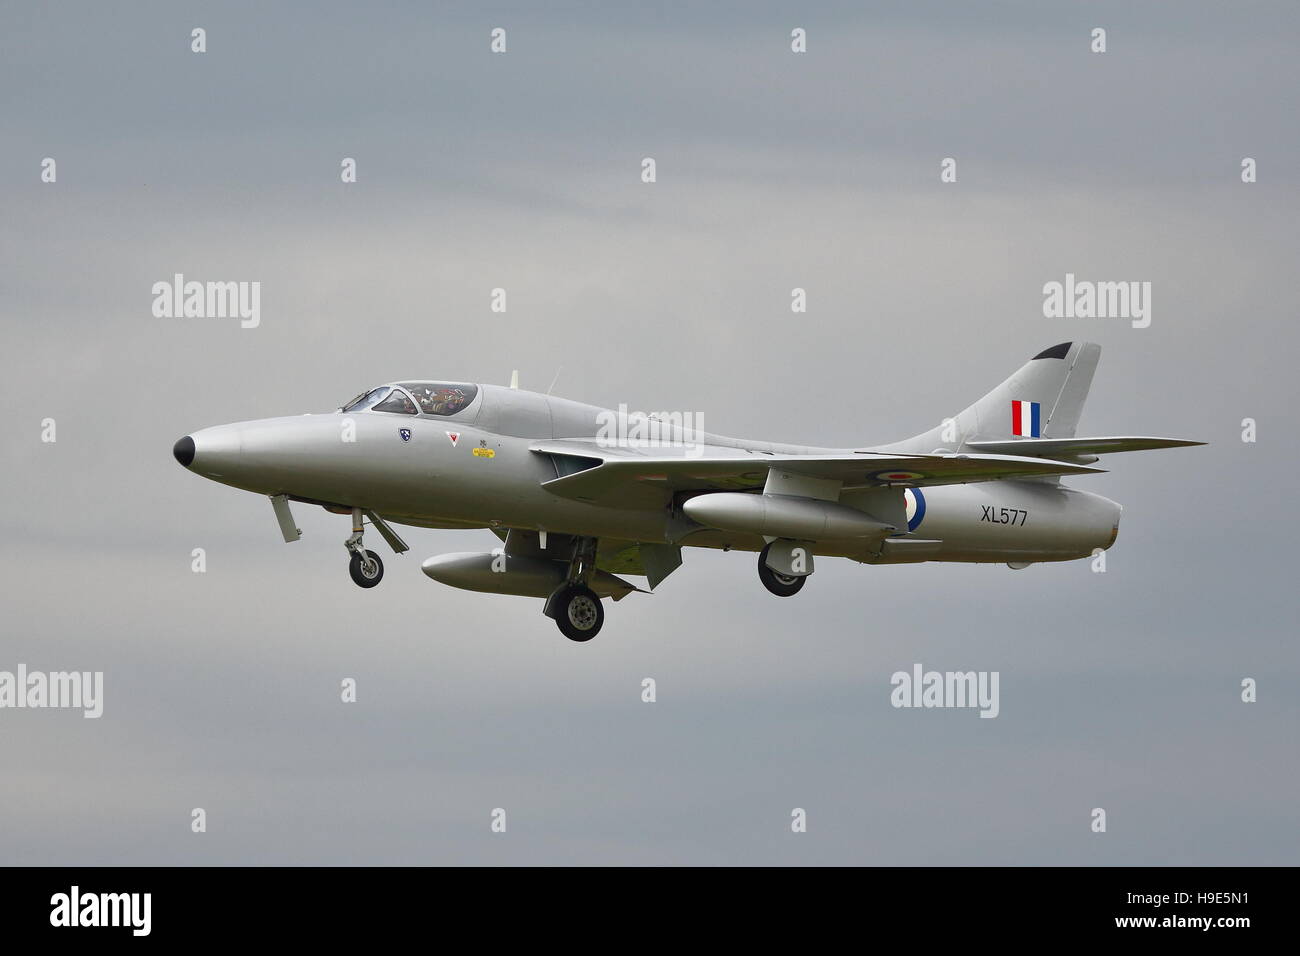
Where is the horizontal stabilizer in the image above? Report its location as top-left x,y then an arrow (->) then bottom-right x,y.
965,436 -> 1205,460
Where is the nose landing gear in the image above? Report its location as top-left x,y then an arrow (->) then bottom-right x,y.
349,549 -> 384,587
345,507 -> 385,588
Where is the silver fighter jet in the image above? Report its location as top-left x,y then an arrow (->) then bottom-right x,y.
173,342 -> 1201,641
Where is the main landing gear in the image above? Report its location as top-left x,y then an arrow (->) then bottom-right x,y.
544,537 -> 605,642
550,585 -> 604,642
758,542 -> 808,597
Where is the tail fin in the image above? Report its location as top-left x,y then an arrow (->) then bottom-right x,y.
881,342 -> 1101,454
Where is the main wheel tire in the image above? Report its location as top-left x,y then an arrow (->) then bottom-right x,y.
554,585 -> 604,642
349,549 -> 384,588
758,544 -> 806,597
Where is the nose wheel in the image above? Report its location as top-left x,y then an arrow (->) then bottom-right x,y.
348,549 -> 384,588
344,507 -> 385,588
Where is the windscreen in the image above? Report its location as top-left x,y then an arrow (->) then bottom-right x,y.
373,389 -> 418,414
340,387 -> 390,412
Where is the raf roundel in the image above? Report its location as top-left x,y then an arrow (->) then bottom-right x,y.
903,487 -> 927,532
874,469 -> 924,482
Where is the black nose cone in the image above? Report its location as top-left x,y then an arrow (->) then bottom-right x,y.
173,435 -> 195,468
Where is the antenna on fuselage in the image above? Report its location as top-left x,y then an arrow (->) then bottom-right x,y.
509,369 -> 519,389
546,367 -> 563,395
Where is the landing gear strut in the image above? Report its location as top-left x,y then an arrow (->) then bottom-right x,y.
544,537 -> 605,641
758,543 -> 806,597
345,508 -> 384,588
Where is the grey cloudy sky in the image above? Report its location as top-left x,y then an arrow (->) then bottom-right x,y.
2,1 -> 1297,864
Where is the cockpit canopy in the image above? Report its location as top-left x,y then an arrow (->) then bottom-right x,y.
340,382 -> 478,417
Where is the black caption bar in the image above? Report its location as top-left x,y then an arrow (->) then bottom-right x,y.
0,866 -> 1281,941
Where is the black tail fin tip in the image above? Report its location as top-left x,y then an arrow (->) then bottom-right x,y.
1033,342 -> 1072,361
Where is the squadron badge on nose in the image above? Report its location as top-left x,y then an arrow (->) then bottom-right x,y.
399,428 -> 412,442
